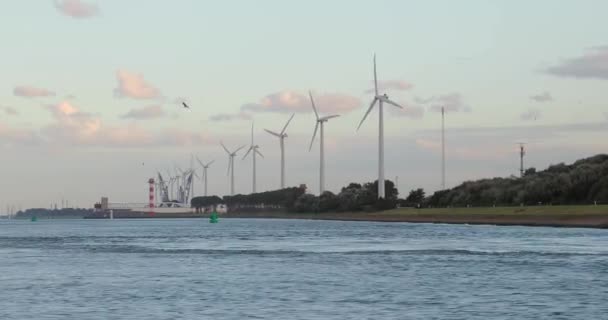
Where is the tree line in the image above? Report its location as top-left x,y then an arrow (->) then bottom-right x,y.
191,180 -> 400,213
191,187 -> 306,213
423,154 -> 608,207
15,208 -> 94,218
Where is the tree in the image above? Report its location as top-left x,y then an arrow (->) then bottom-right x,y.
405,188 -> 425,206
425,154 -> 608,207
341,183 -> 362,193
337,188 -> 361,211
293,194 -> 319,213
365,180 -> 399,200
524,167 -> 536,176
319,191 -> 340,212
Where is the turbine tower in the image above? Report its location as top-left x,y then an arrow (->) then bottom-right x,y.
196,157 -> 214,197
441,107 -> 446,190
357,54 -> 404,199
309,91 -> 340,194
221,142 -> 245,196
265,113 -> 295,189
243,122 -> 264,193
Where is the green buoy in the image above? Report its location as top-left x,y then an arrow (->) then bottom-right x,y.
30,216 -> 37,222
209,211 -> 219,224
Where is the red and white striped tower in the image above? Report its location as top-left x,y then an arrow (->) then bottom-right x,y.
148,178 -> 155,217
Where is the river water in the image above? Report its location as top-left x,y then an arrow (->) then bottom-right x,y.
0,219 -> 606,319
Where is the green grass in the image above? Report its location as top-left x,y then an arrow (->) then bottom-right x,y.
384,205 -> 608,217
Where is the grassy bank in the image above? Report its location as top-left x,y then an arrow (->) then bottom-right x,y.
227,205 -> 608,229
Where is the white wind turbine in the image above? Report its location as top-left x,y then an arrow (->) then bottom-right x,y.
264,113 -> 295,189
308,91 -> 340,194
196,156 -> 215,197
221,142 -> 245,196
243,122 -> 264,193
357,54 -> 404,199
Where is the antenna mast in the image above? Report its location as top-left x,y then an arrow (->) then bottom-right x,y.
518,143 -> 526,177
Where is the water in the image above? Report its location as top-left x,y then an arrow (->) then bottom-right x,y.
1,219 -> 607,319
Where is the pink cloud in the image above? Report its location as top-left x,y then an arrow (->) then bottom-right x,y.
0,122 -> 41,146
121,105 -> 167,120
365,80 -> 413,94
209,112 -> 252,122
242,90 -> 361,114
54,0 -> 100,18
34,101 -> 210,148
530,92 -> 553,103
113,70 -> 162,100
13,85 -> 56,98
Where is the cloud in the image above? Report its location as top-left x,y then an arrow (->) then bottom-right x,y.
1,106 -> 18,116
113,70 -> 162,100
209,112 -> 252,122
121,105 -> 167,120
43,101 -> 103,142
13,85 -> 56,98
530,91 -> 553,103
421,93 -> 471,113
546,46 -> 608,79
365,80 -> 413,94
0,101 -> 213,148
241,90 -> 361,114
520,108 -> 541,121
0,123 -> 41,147
54,0 -> 99,18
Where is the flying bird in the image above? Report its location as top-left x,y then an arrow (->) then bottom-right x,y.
182,102 -> 190,109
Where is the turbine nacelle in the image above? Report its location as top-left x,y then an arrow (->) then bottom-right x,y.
308,91 -> 341,151
318,114 -> 340,122
265,113 -> 295,140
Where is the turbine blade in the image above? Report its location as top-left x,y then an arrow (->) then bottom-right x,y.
309,121 -> 319,151
319,115 -> 340,121
373,53 -> 378,96
309,91 -> 319,120
196,157 -> 205,168
264,129 -> 281,137
280,113 -> 295,135
242,146 -> 253,160
206,160 -> 215,167
251,122 -> 254,145
357,98 -> 378,131
235,145 -> 246,154
220,141 -> 230,154
384,98 -> 404,109
256,149 -> 264,158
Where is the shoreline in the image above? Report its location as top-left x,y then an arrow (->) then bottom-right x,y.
224,206 -> 608,229
16,205 -> 608,229
222,214 -> 608,229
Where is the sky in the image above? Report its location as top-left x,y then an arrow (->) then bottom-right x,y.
1,0 -> 608,210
